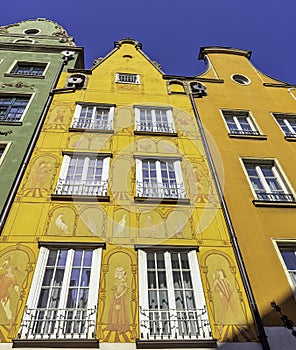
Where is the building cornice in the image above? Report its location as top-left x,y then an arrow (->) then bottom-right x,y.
199,46 -> 252,60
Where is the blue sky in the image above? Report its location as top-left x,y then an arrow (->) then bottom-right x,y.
1,0 -> 296,84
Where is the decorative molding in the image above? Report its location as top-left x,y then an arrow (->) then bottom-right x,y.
2,82 -> 35,89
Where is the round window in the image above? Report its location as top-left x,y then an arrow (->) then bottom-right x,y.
23,28 -> 40,35
231,74 -> 250,85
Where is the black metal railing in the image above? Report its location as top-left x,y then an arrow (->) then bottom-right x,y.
284,132 -> 296,138
229,128 -> 260,136
72,119 -> 112,130
139,306 -> 211,340
55,180 -> 108,196
18,307 -> 96,340
135,121 -> 175,133
136,181 -> 186,199
256,192 -> 295,202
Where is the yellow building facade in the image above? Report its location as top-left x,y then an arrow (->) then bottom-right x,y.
193,47 -> 296,349
0,40 -> 262,349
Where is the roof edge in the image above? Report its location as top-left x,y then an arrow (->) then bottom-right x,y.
114,38 -> 142,50
199,46 -> 252,60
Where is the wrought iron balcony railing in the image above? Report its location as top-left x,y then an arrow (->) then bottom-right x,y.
136,181 -> 186,199
228,128 -> 260,136
256,192 -> 295,202
71,118 -> 112,130
135,121 -> 175,133
139,306 -> 211,340
55,179 -> 108,196
284,132 -> 296,138
18,307 -> 96,340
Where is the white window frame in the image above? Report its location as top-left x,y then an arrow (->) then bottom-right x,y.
0,93 -> 33,123
19,246 -> 102,340
274,241 -> 296,297
115,73 -> 140,84
221,110 -> 259,136
7,60 -> 49,77
135,157 -> 186,199
134,106 -> 175,133
138,249 -> 211,340
55,154 -> 110,196
242,159 -> 294,202
71,103 -> 114,130
273,113 -> 296,138
0,141 -> 12,166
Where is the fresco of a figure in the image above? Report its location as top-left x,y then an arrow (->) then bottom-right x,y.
200,250 -> 257,342
99,249 -> 136,343
106,266 -> 130,333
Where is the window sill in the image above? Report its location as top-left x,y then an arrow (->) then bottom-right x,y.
13,339 -> 99,348
69,127 -> 114,134
51,194 -> 110,202
134,196 -> 190,205
136,339 -> 217,349
0,121 -> 22,126
253,200 -> 296,207
134,130 -> 178,137
4,73 -> 45,79
285,136 -> 296,142
228,133 -> 267,140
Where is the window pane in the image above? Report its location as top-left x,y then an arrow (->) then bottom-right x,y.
281,251 -> 296,269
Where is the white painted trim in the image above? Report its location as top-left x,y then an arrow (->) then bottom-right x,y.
6,60 -> 50,77
272,239 -> 296,298
0,141 -> 12,167
240,158 -> 295,200
220,109 -> 260,134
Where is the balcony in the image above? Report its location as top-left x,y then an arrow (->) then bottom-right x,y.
139,306 -> 212,340
256,192 -> 295,202
228,128 -> 260,136
284,132 -> 296,138
17,307 -> 96,340
71,118 -> 112,131
135,121 -> 175,134
55,180 -> 108,197
136,181 -> 186,199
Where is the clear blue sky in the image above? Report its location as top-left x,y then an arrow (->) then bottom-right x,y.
1,0 -> 296,84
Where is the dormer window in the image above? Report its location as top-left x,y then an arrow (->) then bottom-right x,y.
115,73 -> 140,84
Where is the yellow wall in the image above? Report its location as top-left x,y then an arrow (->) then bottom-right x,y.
0,42 -> 256,343
194,48 -> 296,325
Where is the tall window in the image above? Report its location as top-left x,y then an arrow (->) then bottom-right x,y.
0,96 -> 30,122
10,62 -> 47,76
273,113 -> 296,138
138,249 -> 211,340
136,158 -> 186,199
71,103 -> 114,131
55,154 -> 110,196
18,247 -> 102,340
278,246 -> 296,289
135,106 -> 175,133
222,110 -> 259,136
243,160 -> 294,202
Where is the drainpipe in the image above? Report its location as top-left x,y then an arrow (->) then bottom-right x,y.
0,51 -> 75,234
189,93 -> 270,350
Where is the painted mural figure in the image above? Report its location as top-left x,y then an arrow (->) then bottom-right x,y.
0,256 -> 20,324
106,266 -> 130,333
31,161 -> 53,189
53,107 -> 66,123
213,269 -> 241,331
